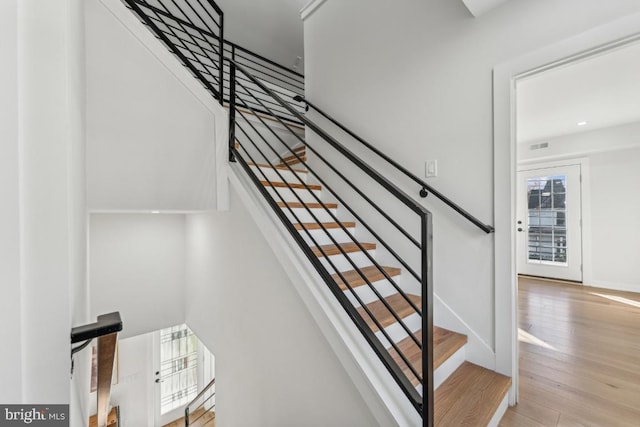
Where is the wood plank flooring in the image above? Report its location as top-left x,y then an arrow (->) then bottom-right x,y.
499,276 -> 640,427
163,408 -> 214,427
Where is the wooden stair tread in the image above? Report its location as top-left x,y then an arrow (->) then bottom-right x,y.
435,361 -> 511,427
310,242 -> 376,257
357,293 -> 421,333
332,265 -> 401,290
294,222 -> 355,231
260,180 -> 320,190
247,162 -> 308,174
88,406 -> 118,427
388,327 -> 468,386
277,201 -> 338,209
279,153 -> 307,164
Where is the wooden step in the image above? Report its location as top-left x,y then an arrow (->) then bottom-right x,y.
332,265 -> 402,291
277,201 -> 338,210
357,293 -> 421,333
387,327 -> 468,386
278,154 -> 307,166
247,162 -> 308,174
293,222 -> 355,231
435,361 -> 511,427
260,180 -> 321,191
310,242 -> 376,257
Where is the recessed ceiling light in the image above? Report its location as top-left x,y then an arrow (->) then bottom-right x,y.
152,210 -> 160,214
577,121 -> 587,126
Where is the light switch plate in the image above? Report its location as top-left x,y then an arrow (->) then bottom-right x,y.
426,160 -> 438,178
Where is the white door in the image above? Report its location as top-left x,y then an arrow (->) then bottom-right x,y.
517,164 -> 582,282
153,324 -> 199,426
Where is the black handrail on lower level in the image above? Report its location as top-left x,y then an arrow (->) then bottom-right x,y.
293,95 -> 495,234
185,377 -> 216,427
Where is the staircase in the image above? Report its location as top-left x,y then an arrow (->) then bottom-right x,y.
122,0 -> 510,424
251,147 -> 511,426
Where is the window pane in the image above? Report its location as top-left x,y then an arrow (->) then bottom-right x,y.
159,324 -> 198,414
526,175 -> 568,266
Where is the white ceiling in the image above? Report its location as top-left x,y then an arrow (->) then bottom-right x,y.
215,0 -> 308,72
517,41 -> 640,144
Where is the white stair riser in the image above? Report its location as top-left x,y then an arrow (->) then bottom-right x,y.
249,165 -> 307,184
343,277 -> 403,307
318,250 -> 377,273
283,207 -> 337,224
374,312 -> 421,346
433,344 -> 466,390
300,226 -> 356,246
265,186 -> 322,204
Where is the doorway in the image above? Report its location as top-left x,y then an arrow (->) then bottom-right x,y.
493,22 -> 640,406
517,163 -> 582,282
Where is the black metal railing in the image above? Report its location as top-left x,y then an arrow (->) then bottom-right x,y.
124,0 -> 305,122
293,96 -> 494,234
227,58 -> 434,426
126,2 -> 492,426
124,0 -> 224,104
185,377 -> 216,426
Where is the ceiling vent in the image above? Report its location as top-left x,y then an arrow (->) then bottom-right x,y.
530,142 -> 549,151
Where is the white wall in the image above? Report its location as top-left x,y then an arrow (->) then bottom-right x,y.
89,214 -> 186,339
85,0 -> 221,212
302,0 -> 640,377
0,0 -> 23,403
68,0 -> 91,423
185,189 -> 381,427
17,0 -> 87,404
520,124 -> 640,292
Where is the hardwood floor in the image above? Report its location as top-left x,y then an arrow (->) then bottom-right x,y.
500,276 -> 640,427
163,408 -> 215,427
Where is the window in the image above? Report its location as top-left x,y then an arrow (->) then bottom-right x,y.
527,175 -> 568,265
159,324 -> 198,414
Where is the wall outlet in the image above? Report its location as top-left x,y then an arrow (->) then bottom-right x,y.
425,160 -> 438,178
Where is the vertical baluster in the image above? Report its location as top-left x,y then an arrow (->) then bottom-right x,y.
228,60 -> 236,162
422,212 -> 434,427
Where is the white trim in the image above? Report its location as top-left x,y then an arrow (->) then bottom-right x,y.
98,0 -> 230,211
434,295 -> 495,370
587,281 -> 640,294
230,165 -> 420,427
461,0 -> 510,17
487,393 -> 510,427
493,11 -> 640,406
300,0 -> 328,21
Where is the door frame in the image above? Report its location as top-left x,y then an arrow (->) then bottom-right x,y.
517,159 -> 589,283
493,16 -> 640,405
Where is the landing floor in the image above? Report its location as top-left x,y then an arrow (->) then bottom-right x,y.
500,276 -> 640,426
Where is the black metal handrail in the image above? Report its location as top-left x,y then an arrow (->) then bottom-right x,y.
185,377 -> 216,427
293,96 -> 495,234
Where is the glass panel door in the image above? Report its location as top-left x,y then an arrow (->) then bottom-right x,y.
518,164 -> 582,282
154,324 -> 198,425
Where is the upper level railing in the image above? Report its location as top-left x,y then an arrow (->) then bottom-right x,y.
124,0 -> 304,123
